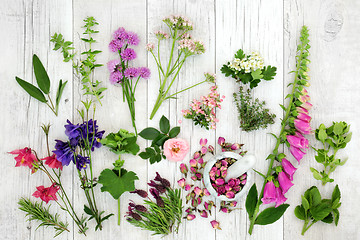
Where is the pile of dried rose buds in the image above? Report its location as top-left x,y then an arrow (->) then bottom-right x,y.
210,157 -> 247,199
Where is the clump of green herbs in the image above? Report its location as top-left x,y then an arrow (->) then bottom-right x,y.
101,129 -> 140,155
311,121 -> 351,185
233,86 -> 275,132
294,185 -> 341,235
15,54 -> 67,116
51,16 -> 105,105
18,198 -> 69,238
138,115 -> 180,164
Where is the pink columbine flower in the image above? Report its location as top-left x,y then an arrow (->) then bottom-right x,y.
203,188 -> 210,196
9,147 -> 37,169
215,178 -> 225,186
41,154 -> 63,170
290,145 -> 306,163
178,178 -> 186,188
278,171 -> 294,194
194,187 -> 202,196
226,191 -> 235,199
275,187 -> 287,207
180,163 -> 188,175
186,214 -> 196,221
200,210 -> 208,218
185,184 -> 192,191
286,134 -> 309,150
163,138 -> 190,162
261,181 -> 277,204
281,158 -> 297,181
218,137 -> 225,145
32,183 -> 59,204
200,138 -> 208,146
210,220 -> 222,230
189,159 -> 198,167
294,119 -> 312,135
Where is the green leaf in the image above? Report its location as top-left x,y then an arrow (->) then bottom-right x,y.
98,168 -> 138,199
344,132 -> 352,144
15,77 -> 47,103
245,184 -> 258,218
159,115 -> 170,133
84,205 -> 93,216
294,205 -> 306,220
321,213 -> 333,224
234,49 -> 245,59
310,202 -> 332,221
220,64 -> 234,77
169,127 -> 180,138
55,80 -> 67,108
302,195 -> 310,211
139,127 -> 160,140
331,185 -> 341,203
251,69 -> 263,80
333,208 -> 340,226
318,128 -> 327,142
139,151 -> 151,159
262,66 -> 277,80
254,204 -> 289,225
310,187 -> 322,206
33,54 -> 50,94
310,167 -> 322,181
333,122 -> 343,135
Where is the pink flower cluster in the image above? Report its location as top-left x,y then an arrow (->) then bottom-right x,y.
163,15 -> 193,31
178,39 -> 205,54
154,30 -> 169,40
182,85 -> 225,130
210,158 -> 247,199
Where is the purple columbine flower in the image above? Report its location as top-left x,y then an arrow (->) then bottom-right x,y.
138,67 -> 151,79
277,171 -> 294,194
121,48 -> 137,61
75,155 -> 90,170
79,119 -> 105,151
124,67 -> 139,78
53,140 -> 74,166
281,158 -> 297,181
261,180 -> 277,204
64,120 -> 81,141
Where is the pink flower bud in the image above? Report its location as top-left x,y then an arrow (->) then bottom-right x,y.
228,179 -> 236,187
231,143 -> 239,150
180,163 -> 188,175
221,170 -> 228,178
221,207 -> 229,213
200,210 -> 208,218
196,173 -> 203,180
177,178 -> 186,188
189,159 -> 198,167
185,207 -> 192,213
296,106 -> 309,115
185,184 -> 192,191
191,198 -> 198,208
199,138 -> 208,146
221,160 -> 228,167
208,145 -> 215,153
240,173 -> 247,180
225,184 -> 232,191
215,178 -> 224,186
190,167 -> 197,173
210,220 -> 221,230
203,188 -> 210,196
294,119 -> 312,135
230,201 -> 237,207
191,176 -> 197,181
297,112 -> 311,122
218,137 -> 225,145
225,191 -> 235,199
201,146 -> 208,154
198,158 -> 204,165
193,151 -> 201,159
300,101 -> 312,110
197,197 -> 202,205
194,187 -> 202,196
187,214 -> 196,221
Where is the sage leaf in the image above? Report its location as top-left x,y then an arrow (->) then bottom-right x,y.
15,77 -> 47,103
55,80 -> 67,110
33,54 -> 50,94
245,184 -> 258,218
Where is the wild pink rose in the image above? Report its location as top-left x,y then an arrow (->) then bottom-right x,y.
163,138 -> 190,162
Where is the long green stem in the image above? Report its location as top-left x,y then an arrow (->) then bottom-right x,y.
118,198 -> 121,226
165,80 -> 207,100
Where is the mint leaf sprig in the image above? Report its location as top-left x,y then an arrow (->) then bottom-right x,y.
51,17 -> 106,105
221,49 -> 277,89
311,122 -> 351,185
295,185 -> 341,235
138,115 -> 180,164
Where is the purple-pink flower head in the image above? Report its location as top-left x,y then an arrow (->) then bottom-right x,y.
126,31 -> 140,46
124,67 -> 139,79
113,27 -> 127,41
281,158 -> 297,181
110,71 -> 123,84
109,39 -> 123,52
138,67 -> 151,79
121,48 -> 137,61
277,171 -> 294,194
261,180 -> 277,204
107,59 -> 121,73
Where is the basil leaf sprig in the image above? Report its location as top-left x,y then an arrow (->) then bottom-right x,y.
294,185 -> 341,235
311,122 -> 351,185
15,54 -> 67,116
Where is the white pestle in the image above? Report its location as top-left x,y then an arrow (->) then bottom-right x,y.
224,154 -> 256,182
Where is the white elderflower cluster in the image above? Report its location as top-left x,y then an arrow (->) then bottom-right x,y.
229,51 -> 264,73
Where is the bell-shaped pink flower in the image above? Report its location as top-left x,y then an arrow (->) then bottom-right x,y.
275,187 -> 287,207
294,119 -> 312,135
300,101 -> 312,110
218,137 -> 225,145
296,107 -> 309,115
297,112 -> 311,122
290,145 -> 306,163
261,181 -> 277,204
278,172 -> 294,194
200,138 -> 208,146
286,134 -> 308,150
177,178 -> 186,188
281,158 -> 297,181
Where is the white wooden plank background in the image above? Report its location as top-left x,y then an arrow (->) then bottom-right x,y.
0,0 -> 359,239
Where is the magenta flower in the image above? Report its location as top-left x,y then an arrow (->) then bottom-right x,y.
278,171 -> 294,194
261,181 -> 276,204
177,178 -> 186,188
286,134 -> 308,150
41,154 -> 63,170
275,187 -> 287,207
203,188 -> 210,196
109,39 -> 123,52
296,106 -> 309,115
199,138 -> 208,146
110,71 -> 123,84
200,210 -> 208,218
32,183 -> 59,204
201,146 -> 208,154
215,178 -> 225,186
107,59 -> 121,72
218,137 -> 225,145
186,214 -> 196,221
281,158 -> 297,181
180,163 -> 188,175
297,112 -> 311,122
121,48 -> 137,61
185,184 -> 192,191
300,101 -> 312,110
9,147 -> 37,169
294,119 -> 312,135
193,186 -> 202,196
124,67 -> 139,79
126,31 -> 140,45
290,145 -> 306,163
226,191 -> 235,199
138,67 -> 151,79
189,159 -> 197,167
210,220 -> 221,230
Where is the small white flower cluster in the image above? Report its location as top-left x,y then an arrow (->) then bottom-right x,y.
154,30 -> 169,40
146,43 -> 155,51
163,15 -> 193,30
178,39 -> 205,54
229,51 -> 264,73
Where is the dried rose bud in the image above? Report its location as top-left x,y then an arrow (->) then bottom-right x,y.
221,207 -> 228,213
191,198 -> 198,208
197,197 -> 202,205
200,210 -> 208,218
198,158 -> 204,165
178,178 -> 186,188
189,159 -> 198,167
230,201 -> 237,207
186,214 -> 196,221
210,220 -> 221,230
231,143 -> 240,150
130,189 -> 148,198
240,173 -> 247,180
180,163 -> 188,175
190,167 -> 197,173
195,173 -> 202,180
201,146 -> 208,154
203,188 -> 210,196
185,184 -> 192,191
193,151 -> 201,159
208,145 -> 215,154
199,138 -> 208,146
191,176 -> 197,181
215,178 -> 225,186
226,191 -> 235,199
185,207 -> 192,213
218,137 -> 225,145
194,187 -> 202,196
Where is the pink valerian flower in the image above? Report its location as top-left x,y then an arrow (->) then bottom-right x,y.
32,183 -> 60,204
290,145 -> 306,163
261,180 -> 276,204
281,158 -> 297,181
275,187 -> 287,207
163,138 -> 190,162
146,43 -> 155,51
277,171 -> 294,194
294,119 -> 312,135
120,48 -> 137,61
41,154 -> 63,170
210,220 -> 221,230
9,147 -> 37,169
154,30 -> 170,40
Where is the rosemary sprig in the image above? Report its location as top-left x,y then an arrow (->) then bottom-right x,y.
18,198 -> 69,238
